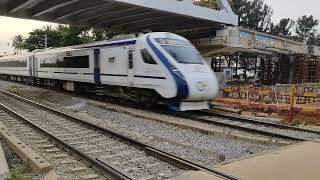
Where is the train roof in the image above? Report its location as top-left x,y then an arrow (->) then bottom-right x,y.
34,47 -> 93,55
45,34 -> 138,51
0,53 -> 33,60
1,34 -> 144,59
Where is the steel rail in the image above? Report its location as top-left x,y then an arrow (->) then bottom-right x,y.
2,78 -> 320,141
0,102 -> 133,180
203,110 -> 320,135
0,89 -> 240,180
167,111 -> 320,143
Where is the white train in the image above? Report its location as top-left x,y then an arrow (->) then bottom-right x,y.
0,32 -> 219,111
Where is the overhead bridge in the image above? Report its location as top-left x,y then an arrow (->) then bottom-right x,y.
193,27 -> 320,57
0,0 -> 238,32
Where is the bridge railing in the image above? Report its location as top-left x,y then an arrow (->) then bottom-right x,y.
196,26 -> 320,57
192,36 -> 229,46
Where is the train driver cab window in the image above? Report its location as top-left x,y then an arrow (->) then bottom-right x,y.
156,38 -> 204,64
141,49 -> 157,64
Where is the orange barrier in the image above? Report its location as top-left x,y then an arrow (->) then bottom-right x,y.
217,98 -> 320,113
223,84 -> 320,104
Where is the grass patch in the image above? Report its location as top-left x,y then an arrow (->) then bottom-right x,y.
288,120 -> 306,126
9,165 -> 31,180
7,85 -> 23,96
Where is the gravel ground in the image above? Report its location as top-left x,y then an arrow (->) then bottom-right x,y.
0,80 -> 281,166
0,107 -> 106,180
197,115 -> 320,140
1,139 -> 45,179
0,94 -> 187,179
74,105 -> 277,160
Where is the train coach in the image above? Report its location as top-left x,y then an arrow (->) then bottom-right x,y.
0,32 -> 219,111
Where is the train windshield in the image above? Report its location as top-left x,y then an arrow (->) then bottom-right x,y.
156,38 -> 204,64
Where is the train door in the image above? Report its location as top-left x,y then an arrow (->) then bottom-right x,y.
28,55 -> 36,77
31,56 -> 37,77
28,56 -> 33,77
127,49 -> 135,86
34,56 -> 38,77
94,49 -> 101,84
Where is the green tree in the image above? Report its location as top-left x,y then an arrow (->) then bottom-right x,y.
229,0 -> 249,26
307,33 -> 320,46
15,25 -> 120,52
295,15 -> 319,43
235,0 -> 273,32
11,35 -> 24,53
91,28 -> 121,41
269,18 -> 295,37
23,25 -> 63,51
196,0 -> 273,32
193,0 -> 218,9
56,25 -> 90,47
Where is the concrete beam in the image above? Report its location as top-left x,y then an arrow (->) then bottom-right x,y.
0,122 -> 52,172
101,11 -> 160,27
0,140 -> 10,179
54,1 -> 109,20
9,0 -> 44,13
90,7 -> 143,25
73,3 -> 124,24
126,18 -> 201,32
32,0 -> 80,17
103,0 -> 238,25
110,15 -> 173,29
0,0 -> 10,7
0,0 -> 238,32
135,19 -> 210,32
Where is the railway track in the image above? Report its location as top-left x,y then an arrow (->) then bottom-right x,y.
83,92 -> 320,143
78,88 -> 320,143
0,89 -> 239,180
168,110 -> 320,143
0,109 -> 107,179
47,85 -> 320,143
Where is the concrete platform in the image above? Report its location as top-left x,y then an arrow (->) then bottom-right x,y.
216,142 -> 320,180
171,171 -> 223,180
0,139 -> 10,179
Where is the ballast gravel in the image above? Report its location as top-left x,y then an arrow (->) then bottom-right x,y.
1,139 -> 45,180
75,104 -> 278,161
0,80 -> 281,167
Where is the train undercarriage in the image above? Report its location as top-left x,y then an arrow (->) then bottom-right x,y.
0,74 -> 161,108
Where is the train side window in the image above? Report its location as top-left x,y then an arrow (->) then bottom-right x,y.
141,49 -> 157,64
40,55 -> 89,68
128,50 -> 134,69
0,59 -> 27,67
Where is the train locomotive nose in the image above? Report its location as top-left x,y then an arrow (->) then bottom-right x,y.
196,81 -> 209,92
184,70 -> 219,101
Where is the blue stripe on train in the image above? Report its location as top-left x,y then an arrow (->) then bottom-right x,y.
146,36 -> 189,111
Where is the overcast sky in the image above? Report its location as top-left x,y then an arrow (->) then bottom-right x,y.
265,0 -> 320,23
1,0 -> 320,55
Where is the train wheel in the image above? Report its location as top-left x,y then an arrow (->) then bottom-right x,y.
142,94 -> 159,109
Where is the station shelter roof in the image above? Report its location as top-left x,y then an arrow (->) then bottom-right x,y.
0,0 -> 238,32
